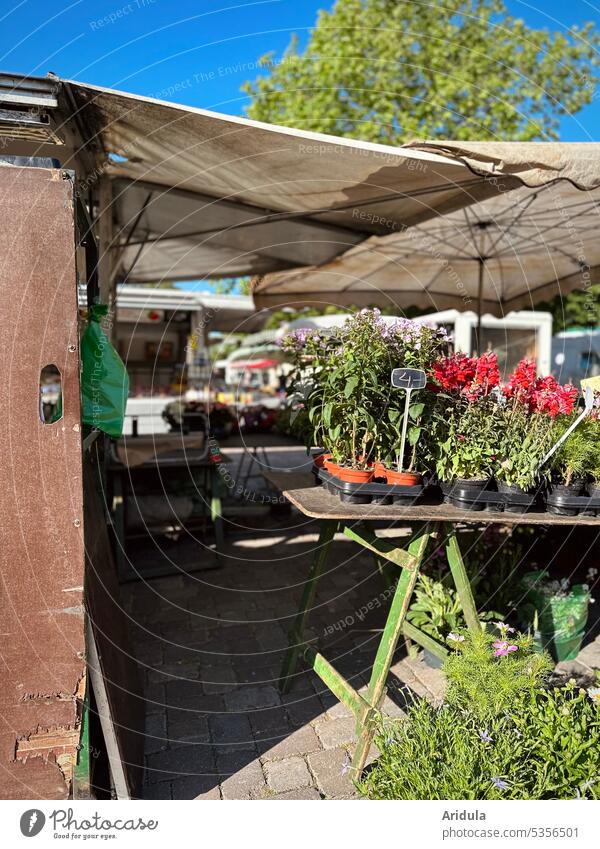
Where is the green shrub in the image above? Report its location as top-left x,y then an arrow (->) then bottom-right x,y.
444,629 -> 552,721
359,631 -> 600,800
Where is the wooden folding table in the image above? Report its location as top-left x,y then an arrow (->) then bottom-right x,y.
279,486 -> 600,777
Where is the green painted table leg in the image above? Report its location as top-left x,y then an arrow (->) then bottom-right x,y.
279,520 -> 337,694
351,528 -> 431,776
444,523 -> 482,634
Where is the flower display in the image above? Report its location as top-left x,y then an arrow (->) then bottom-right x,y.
503,358 -> 577,418
432,351 -> 500,401
280,317 -> 594,497
493,640 -> 519,657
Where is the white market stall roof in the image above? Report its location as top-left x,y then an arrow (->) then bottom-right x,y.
64,80 -> 552,286
253,143 -> 600,315
4,75 -> 600,314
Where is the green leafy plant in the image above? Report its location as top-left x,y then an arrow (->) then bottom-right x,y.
426,395 -> 498,481
406,575 -> 464,642
550,415 -> 599,486
359,631 -> 600,800
281,310 -> 445,468
444,627 -> 552,721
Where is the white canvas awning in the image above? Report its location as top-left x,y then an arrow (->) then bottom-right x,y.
253,143 -> 600,315
6,76 -> 600,314
65,81 -> 541,285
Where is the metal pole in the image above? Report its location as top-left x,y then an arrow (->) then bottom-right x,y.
476,256 -> 484,355
398,388 -> 412,473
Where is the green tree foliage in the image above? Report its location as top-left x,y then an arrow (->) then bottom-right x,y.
242,0 -> 600,143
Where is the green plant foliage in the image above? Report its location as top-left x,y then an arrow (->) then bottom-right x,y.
550,415 -> 600,486
243,0 -> 600,143
426,395 -> 498,481
281,310 -> 445,468
359,634 -> 600,800
406,575 -> 464,640
495,404 -> 556,490
444,630 -> 552,721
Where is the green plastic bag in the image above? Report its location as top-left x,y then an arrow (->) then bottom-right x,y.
81,304 -> 129,438
520,571 -> 590,662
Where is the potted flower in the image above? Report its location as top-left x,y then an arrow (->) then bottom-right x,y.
425,352 -> 500,491
547,415 -> 597,513
281,309 -> 447,486
520,569 -> 596,662
589,413 -> 600,498
495,360 -> 578,500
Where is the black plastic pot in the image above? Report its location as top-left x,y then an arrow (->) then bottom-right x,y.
496,480 -> 534,514
546,482 -> 585,517
442,477 -> 490,511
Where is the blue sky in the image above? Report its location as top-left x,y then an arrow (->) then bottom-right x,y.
2,0 -> 599,139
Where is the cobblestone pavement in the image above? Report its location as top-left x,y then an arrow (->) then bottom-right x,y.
122,515 -> 600,800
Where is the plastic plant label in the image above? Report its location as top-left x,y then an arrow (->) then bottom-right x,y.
391,368 -> 427,390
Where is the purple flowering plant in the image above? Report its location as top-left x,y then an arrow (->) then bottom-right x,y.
280,309 -> 446,469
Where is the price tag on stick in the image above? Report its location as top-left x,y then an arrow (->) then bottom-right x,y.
390,368 -> 427,473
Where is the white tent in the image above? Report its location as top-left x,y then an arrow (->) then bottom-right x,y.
2,75 -> 599,316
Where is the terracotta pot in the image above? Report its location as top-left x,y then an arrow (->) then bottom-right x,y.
373,461 -> 387,480
323,456 -> 338,473
313,452 -> 332,469
335,466 -> 374,484
384,469 -> 422,486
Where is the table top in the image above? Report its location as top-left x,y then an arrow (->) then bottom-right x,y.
283,486 -> 600,526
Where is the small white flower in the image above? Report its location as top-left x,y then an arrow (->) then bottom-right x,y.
447,633 -> 465,643
587,687 -> 600,703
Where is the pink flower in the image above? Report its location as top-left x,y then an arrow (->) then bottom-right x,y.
493,640 -> 518,657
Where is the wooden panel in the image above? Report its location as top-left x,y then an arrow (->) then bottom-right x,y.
284,487 -> 600,526
0,166 -> 84,799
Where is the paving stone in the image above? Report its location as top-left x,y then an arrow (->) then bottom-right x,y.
200,666 -> 238,694
408,657 -> 446,701
145,743 -> 215,783
307,748 -> 356,799
283,693 -> 326,727
220,759 -> 266,800
167,716 -> 211,745
216,749 -> 259,775
141,782 -> 172,800
209,713 -> 255,751
165,679 -> 205,707
381,695 -> 407,719
259,724 -> 321,761
171,776 -> 221,800
326,699 -> 354,720
575,637 -> 600,669
314,717 -> 356,750
264,756 -> 312,793
249,706 -> 291,736
223,685 -> 281,712
272,787 -> 322,800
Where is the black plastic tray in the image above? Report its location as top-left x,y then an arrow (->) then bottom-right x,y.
317,467 -> 425,505
545,491 -> 600,517
440,482 -> 539,514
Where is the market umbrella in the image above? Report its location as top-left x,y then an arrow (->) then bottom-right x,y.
252,142 -> 600,343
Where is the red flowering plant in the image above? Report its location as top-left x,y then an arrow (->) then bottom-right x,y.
496,359 -> 579,491
426,352 -> 501,483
